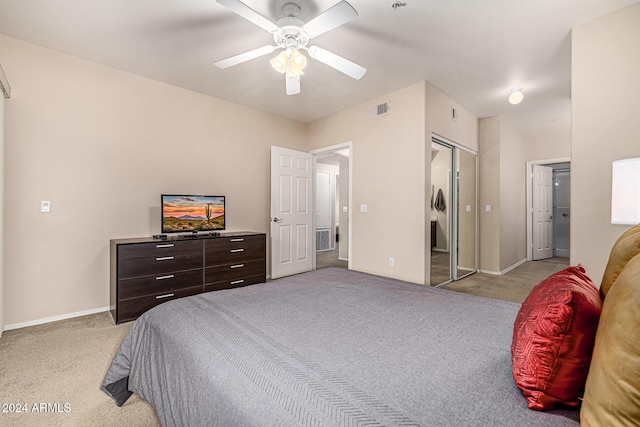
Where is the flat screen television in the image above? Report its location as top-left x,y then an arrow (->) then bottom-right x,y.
161,195 -> 225,234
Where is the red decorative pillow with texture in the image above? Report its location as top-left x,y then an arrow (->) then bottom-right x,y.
511,265 -> 602,410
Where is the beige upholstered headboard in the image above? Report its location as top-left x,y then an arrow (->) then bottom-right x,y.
581,223 -> 640,426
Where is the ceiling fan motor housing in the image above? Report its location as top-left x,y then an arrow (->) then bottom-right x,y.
273,16 -> 309,50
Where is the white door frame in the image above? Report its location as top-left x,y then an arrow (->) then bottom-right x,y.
526,157 -> 570,261
310,142 -> 353,270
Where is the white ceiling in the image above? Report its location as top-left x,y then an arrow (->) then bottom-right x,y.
0,0 -> 637,136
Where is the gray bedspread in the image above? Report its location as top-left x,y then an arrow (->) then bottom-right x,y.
102,268 -> 580,426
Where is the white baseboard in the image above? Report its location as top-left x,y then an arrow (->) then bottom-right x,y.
479,258 -> 528,276
4,306 -> 111,332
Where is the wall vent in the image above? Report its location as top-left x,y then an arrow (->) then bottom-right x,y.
316,229 -> 331,252
366,102 -> 390,120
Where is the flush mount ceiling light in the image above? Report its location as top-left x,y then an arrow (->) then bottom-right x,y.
509,87 -> 524,105
214,0 -> 366,96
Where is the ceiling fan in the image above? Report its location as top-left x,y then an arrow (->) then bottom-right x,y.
214,0 -> 367,95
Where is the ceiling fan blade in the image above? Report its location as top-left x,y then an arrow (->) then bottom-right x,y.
307,46 -> 366,80
216,0 -> 279,33
215,45 -> 277,69
302,1 -> 358,38
285,69 -> 301,96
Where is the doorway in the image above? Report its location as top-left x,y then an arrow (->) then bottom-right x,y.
312,143 -> 352,270
526,159 -> 571,261
430,137 -> 478,286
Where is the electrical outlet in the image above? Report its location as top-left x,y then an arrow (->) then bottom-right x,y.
360,204 -> 368,213
485,204 -> 492,212
40,200 -> 51,213
389,258 -> 395,267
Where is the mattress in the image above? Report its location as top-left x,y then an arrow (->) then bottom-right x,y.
102,268 -> 580,426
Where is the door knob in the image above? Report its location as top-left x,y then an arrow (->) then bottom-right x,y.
271,217 -> 283,223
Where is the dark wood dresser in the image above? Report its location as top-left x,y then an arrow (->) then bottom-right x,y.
110,232 -> 266,324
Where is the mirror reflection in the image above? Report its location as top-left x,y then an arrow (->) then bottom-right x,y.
430,139 -> 477,286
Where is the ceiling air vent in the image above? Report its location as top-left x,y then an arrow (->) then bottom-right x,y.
366,102 -> 389,120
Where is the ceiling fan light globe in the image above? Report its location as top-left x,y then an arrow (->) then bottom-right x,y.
270,51 -> 289,73
290,49 -> 308,69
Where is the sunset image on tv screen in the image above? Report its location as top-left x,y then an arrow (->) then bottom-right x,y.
162,195 -> 225,232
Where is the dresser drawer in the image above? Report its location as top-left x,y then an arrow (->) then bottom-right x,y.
205,235 -> 265,265
205,274 -> 266,292
118,268 -> 203,300
118,240 -> 203,278
205,259 -> 265,284
117,285 -> 202,323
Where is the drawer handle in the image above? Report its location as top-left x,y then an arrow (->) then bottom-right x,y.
230,249 -> 244,253
230,280 -> 245,285
156,293 -> 175,299
230,264 -> 245,269
156,275 -> 175,280
156,256 -> 175,261
230,238 -> 244,242
156,244 -> 175,248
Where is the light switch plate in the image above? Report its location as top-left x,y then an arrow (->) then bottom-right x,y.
41,200 -> 51,213
360,204 -> 368,213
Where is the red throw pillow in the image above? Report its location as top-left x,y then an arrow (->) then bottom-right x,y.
511,265 -> 602,410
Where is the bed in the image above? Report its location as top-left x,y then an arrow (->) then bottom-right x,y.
102,267 -> 581,426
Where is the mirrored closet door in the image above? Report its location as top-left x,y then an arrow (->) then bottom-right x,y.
430,138 -> 477,286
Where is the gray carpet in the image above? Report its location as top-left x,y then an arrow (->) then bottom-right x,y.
0,257 -> 569,425
0,312 -> 160,427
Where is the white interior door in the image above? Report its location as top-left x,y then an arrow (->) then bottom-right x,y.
270,146 -> 313,279
532,165 -> 553,260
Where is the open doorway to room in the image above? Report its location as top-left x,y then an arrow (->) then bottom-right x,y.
312,143 -> 351,270
526,159 -> 571,262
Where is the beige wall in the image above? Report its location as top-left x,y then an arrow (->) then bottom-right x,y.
308,82 -> 427,283
307,82 -> 478,285
571,3 -> 640,285
9,1 -> 619,326
478,118 -> 564,274
0,35 -> 308,327
499,122 -> 528,270
426,85 -> 479,152
523,130 -> 571,161
478,117 -> 501,272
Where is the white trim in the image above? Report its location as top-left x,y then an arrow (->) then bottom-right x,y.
4,306 -> 111,331
525,157 -> 571,261
479,258 -> 528,276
